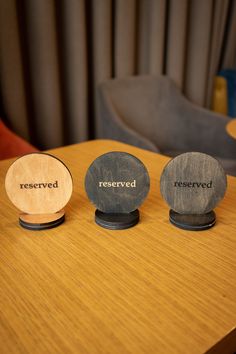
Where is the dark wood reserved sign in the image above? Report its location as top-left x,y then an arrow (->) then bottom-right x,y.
160,152 -> 227,230
5,153 -> 73,230
85,151 -> 150,229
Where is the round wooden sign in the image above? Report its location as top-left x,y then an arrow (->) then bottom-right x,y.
85,151 -> 150,229
160,152 -> 227,230
5,153 -> 73,217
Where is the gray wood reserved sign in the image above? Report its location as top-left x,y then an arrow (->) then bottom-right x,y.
160,152 -> 227,231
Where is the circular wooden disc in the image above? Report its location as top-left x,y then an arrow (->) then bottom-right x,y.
95,209 -> 139,230
169,210 -> 216,231
85,151 -> 150,213
19,211 -> 65,231
5,153 -> 73,214
160,152 -> 227,214
226,119 -> 236,139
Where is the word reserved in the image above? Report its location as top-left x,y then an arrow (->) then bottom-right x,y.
99,180 -> 136,188
20,181 -> 59,189
174,181 -> 213,188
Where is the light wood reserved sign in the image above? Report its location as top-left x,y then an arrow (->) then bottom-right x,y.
5,153 -> 73,230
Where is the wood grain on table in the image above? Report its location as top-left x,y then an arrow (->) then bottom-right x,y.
0,140 -> 235,354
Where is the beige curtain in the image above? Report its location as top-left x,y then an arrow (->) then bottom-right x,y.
1,0 -> 236,149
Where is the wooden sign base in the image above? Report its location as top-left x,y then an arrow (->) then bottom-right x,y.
19,210 -> 65,231
95,209 -> 139,230
169,209 -> 216,231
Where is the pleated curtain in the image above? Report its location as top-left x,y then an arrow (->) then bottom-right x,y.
1,0 -> 236,149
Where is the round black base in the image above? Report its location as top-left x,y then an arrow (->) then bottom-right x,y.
169,209 -> 216,231
95,209 -> 139,230
19,214 -> 65,231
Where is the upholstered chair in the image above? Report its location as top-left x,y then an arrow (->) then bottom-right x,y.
0,120 -> 37,160
98,75 -> 236,176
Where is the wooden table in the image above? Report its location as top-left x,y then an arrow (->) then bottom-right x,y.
0,140 -> 235,354
226,119 -> 236,139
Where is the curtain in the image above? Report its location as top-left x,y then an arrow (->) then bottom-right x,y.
0,0 -> 236,150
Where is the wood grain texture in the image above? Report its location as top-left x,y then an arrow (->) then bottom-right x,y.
0,140 -> 236,354
85,151 -> 150,213
5,153 -> 73,214
160,152 -> 227,214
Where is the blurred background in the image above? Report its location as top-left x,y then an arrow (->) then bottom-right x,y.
0,0 -> 236,163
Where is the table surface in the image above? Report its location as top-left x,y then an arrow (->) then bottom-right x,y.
0,139 -> 235,354
226,118 -> 236,139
